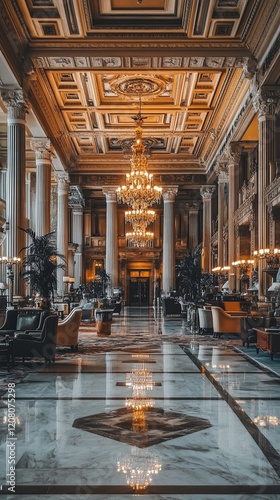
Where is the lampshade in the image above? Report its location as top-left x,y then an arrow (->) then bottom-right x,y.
247,282 -> 259,291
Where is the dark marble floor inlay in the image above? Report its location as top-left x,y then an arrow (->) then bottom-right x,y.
73,407 -> 212,448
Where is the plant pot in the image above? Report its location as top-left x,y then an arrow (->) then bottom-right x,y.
95,308 -> 115,336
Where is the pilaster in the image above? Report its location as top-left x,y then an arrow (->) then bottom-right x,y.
162,186 -> 178,294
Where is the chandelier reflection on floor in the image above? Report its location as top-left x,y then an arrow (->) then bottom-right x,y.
117,355 -> 162,491
116,96 -> 162,247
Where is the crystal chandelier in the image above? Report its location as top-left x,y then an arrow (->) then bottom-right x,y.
117,97 -> 162,247
116,108 -> 162,210
126,229 -> 154,247
125,209 -> 156,230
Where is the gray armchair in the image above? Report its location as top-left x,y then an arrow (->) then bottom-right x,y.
12,315 -> 58,363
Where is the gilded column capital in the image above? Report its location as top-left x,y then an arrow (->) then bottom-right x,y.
30,138 -> 54,161
0,86 -> 28,120
103,187 -> 118,202
162,186 -> 178,202
200,186 -> 215,200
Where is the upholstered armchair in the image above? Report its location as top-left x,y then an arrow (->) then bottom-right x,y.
0,309 -> 50,338
12,315 -> 58,363
56,307 -> 82,351
211,306 -> 246,338
198,308 -> 213,334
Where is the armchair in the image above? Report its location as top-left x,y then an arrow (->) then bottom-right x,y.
12,315 -> 58,363
56,307 -> 82,351
0,308 -> 50,338
198,308 -> 213,334
211,306 -> 246,338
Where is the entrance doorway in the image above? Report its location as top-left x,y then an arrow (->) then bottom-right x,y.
129,277 -> 150,306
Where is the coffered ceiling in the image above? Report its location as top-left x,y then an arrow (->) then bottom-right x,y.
0,0 -> 279,198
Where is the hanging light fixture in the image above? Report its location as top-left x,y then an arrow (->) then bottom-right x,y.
125,209 -> 156,230
126,229 -> 154,248
116,98 -> 162,211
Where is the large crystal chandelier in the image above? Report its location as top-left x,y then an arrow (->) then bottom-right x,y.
116,98 -> 162,247
116,108 -> 162,210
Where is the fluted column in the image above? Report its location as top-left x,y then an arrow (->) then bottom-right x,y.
56,172 -> 69,296
31,138 -> 53,236
103,187 -> 118,291
188,203 -> 199,251
162,186 -> 178,295
252,85 -> 280,297
224,143 -> 242,292
216,165 -> 229,267
69,186 -> 85,287
200,186 -> 215,273
1,88 -> 27,296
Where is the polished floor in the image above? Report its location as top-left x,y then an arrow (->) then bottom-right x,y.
1,306 -> 280,499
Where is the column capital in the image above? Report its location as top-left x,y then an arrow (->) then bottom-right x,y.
103,187 -> 118,202
163,186 -> 178,202
200,186 -> 215,200
55,171 -> 70,194
0,86 -> 28,120
252,84 -> 280,118
224,142 -> 243,165
188,203 -> 200,213
214,162 -> 229,182
69,185 -> 85,209
30,138 -> 54,160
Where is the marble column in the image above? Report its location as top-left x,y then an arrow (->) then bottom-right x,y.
162,187 -> 178,295
252,85 -> 280,297
188,203 -> 199,251
103,187 -> 118,291
200,186 -> 215,273
216,166 -> 229,267
30,138 -> 53,236
56,172 -> 69,296
1,88 -> 27,296
71,209 -> 83,287
224,143 -> 242,293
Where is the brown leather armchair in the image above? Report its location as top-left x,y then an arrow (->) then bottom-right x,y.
12,315 -> 58,363
211,306 -> 246,338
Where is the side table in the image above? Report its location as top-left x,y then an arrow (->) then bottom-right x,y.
255,328 -> 280,360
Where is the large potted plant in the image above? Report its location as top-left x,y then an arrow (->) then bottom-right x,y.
19,228 -> 66,309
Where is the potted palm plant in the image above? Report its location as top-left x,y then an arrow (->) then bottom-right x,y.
19,228 -> 66,309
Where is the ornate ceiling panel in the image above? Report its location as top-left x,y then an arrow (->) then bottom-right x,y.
0,0 -> 279,194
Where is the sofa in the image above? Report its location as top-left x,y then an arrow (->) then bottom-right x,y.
0,308 -> 50,338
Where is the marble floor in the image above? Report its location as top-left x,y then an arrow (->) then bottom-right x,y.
1,306 -> 280,499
